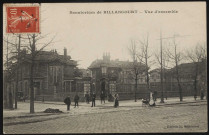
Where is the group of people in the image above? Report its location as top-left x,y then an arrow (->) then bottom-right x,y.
64,88 -> 207,111
64,92 -> 120,111
64,93 -> 80,111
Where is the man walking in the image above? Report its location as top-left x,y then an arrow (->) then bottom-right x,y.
91,92 -> 96,107
74,93 -> 79,108
64,96 -> 71,111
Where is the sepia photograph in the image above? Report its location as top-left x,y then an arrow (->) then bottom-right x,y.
2,2 -> 207,134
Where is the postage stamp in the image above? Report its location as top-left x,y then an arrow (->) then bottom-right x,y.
6,5 -> 40,33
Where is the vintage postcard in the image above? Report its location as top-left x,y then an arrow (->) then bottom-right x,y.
3,2 -> 207,134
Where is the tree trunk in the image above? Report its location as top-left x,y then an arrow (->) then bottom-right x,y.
135,75 -> 137,102
30,61 -> 35,113
176,66 -> 182,101
146,59 -> 149,92
15,35 -> 21,109
193,63 -> 198,99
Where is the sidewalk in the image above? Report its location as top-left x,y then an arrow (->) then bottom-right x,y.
3,96 -> 207,119
28,96 -> 207,105
155,96 -> 207,106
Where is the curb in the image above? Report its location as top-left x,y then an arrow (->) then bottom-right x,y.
3,112 -> 64,120
3,115 -> 67,126
155,100 -> 207,106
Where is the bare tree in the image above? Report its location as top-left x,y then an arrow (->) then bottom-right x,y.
3,34 -> 25,109
166,37 -> 184,101
26,33 -> 55,113
186,42 -> 207,100
128,40 -> 144,102
137,34 -> 154,93
155,45 -> 170,100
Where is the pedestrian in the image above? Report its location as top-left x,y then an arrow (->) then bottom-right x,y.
100,91 -> 105,104
201,88 -> 204,100
64,96 -> 71,111
74,93 -> 79,108
91,92 -> 96,107
154,90 -> 157,101
114,93 -> 119,108
149,92 -> 155,106
85,92 -> 90,104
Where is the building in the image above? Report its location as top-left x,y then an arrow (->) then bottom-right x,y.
4,48 -> 91,103
149,60 -> 207,98
88,53 -> 148,100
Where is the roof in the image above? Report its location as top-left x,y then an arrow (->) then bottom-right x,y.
89,59 -> 146,69
20,51 -> 77,66
171,62 -> 197,74
149,68 -> 170,74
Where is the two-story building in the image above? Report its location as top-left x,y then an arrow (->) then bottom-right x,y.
4,48 -> 91,103
88,53 -> 147,100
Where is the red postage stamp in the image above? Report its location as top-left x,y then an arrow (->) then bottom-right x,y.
6,6 -> 40,33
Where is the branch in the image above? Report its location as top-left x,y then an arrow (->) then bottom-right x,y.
34,34 -> 56,57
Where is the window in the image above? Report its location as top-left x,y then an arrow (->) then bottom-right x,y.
49,66 -> 60,84
109,84 -> 116,94
101,67 -> 107,74
84,83 -> 90,95
25,81 -> 28,96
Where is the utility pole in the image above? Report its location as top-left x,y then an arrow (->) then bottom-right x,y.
163,58 -> 167,100
4,36 -> 10,109
30,34 -> 35,113
15,34 -> 21,109
6,36 -> 9,69
160,31 -> 164,103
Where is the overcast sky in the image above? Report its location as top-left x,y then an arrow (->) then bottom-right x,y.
3,2 -> 206,69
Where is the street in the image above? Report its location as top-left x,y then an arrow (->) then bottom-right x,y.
3,98 -> 207,133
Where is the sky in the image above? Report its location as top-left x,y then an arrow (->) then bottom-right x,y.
3,2 -> 206,69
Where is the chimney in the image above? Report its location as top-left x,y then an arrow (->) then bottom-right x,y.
64,47 -> 67,58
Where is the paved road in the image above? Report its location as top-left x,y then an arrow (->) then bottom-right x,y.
3,102 -> 207,133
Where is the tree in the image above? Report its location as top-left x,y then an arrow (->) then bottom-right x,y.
3,34 -> 26,109
137,34 -> 154,93
4,33 -> 56,113
73,68 -> 83,78
26,33 -> 55,113
155,42 -> 171,100
166,36 -> 184,101
186,42 -> 207,100
128,40 -> 145,102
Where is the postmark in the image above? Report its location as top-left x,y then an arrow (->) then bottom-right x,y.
6,5 -> 40,33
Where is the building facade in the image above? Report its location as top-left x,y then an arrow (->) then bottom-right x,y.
88,53 -> 148,100
4,48 -> 91,105
149,60 -> 207,98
